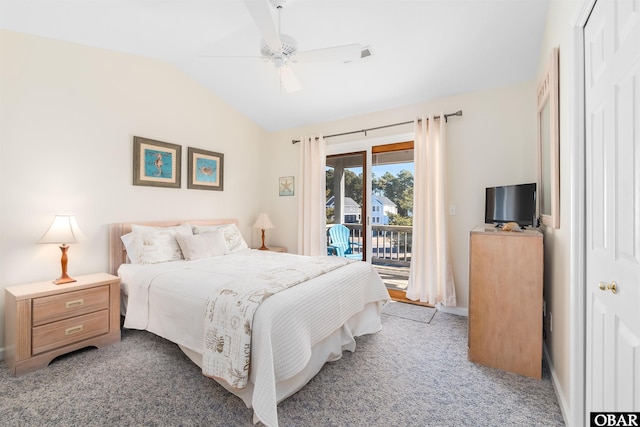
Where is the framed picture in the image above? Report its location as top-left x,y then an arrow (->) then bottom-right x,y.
133,136 -> 181,188
279,176 -> 294,196
188,147 -> 224,191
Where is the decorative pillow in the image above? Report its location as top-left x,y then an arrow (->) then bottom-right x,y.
192,223 -> 248,253
129,223 -> 193,264
175,230 -> 229,261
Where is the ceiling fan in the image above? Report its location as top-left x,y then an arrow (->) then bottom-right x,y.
221,0 -> 364,92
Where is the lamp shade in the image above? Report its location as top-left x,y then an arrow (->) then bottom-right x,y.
38,215 -> 83,245
252,213 -> 274,230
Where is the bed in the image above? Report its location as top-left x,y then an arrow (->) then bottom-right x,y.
109,219 -> 390,427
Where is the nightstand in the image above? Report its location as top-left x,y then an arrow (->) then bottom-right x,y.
261,246 -> 287,253
4,273 -> 121,376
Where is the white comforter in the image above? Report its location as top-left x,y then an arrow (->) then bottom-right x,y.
119,249 -> 389,427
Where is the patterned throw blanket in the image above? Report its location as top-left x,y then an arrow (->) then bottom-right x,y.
202,255 -> 354,389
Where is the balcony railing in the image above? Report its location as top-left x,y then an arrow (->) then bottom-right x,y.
326,224 -> 412,267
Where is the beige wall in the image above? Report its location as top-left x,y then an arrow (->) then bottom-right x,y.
0,30 -> 268,350
263,80 -> 538,311
534,0 -> 582,420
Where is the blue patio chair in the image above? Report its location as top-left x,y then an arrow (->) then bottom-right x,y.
327,224 -> 362,260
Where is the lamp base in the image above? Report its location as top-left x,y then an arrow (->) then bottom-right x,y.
53,275 -> 76,285
258,229 -> 269,251
53,244 -> 76,285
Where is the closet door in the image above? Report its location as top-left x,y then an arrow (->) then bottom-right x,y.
584,0 -> 640,413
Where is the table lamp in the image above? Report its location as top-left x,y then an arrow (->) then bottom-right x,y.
38,214 -> 83,284
252,213 -> 275,251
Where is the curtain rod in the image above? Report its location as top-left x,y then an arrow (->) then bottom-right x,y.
291,110 -> 462,144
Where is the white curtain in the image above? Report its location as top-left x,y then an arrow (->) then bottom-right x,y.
297,135 -> 327,256
406,114 -> 457,306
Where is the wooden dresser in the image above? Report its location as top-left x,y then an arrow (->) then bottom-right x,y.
468,225 -> 543,378
4,273 -> 121,376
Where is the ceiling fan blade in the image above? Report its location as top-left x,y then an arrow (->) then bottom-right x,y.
295,44 -> 362,63
280,65 -> 301,93
243,0 -> 282,54
199,55 -> 264,60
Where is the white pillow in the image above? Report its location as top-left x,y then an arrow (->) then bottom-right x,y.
120,232 -> 138,263
129,223 -> 193,264
192,223 -> 248,253
175,230 -> 229,260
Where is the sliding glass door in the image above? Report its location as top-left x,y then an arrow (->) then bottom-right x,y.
326,152 -> 366,260
371,142 -> 414,294
325,142 -> 414,269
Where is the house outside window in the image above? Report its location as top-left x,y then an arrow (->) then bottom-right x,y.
371,194 -> 397,225
326,196 -> 362,224
326,194 -> 397,225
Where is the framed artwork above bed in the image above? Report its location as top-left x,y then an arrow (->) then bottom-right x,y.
188,147 -> 224,191
133,136 -> 181,188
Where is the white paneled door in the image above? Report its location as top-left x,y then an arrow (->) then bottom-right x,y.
585,0 -> 640,414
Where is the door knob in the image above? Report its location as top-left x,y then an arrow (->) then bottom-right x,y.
598,281 -> 617,294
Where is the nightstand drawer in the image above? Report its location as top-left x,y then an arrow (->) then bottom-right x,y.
32,309 -> 110,355
32,285 -> 110,326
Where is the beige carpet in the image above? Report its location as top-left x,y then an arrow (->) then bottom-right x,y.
382,300 -> 437,323
0,305 -> 564,427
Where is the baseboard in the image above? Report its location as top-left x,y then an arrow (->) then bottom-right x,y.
543,344 -> 570,426
0,346 -> 4,362
437,304 -> 468,317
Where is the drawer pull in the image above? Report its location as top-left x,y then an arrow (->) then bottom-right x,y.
65,299 -> 84,309
65,325 -> 84,335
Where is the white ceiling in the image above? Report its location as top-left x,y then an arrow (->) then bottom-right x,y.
0,0 -> 549,131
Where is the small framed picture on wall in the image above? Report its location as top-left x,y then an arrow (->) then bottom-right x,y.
279,176 -> 294,196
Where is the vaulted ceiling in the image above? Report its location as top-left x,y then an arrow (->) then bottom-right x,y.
0,0 -> 549,131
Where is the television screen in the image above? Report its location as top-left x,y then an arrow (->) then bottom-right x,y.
485,183 -> 537,227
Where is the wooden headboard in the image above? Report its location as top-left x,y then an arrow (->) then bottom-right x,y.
108,219 -> 238,275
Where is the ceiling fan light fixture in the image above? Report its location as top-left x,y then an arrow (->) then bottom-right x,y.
240,0 -> 367,93
260,34 -> 297,60
280,66 -> 301,93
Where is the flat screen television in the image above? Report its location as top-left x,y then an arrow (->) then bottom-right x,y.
485,183 -> 537,227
